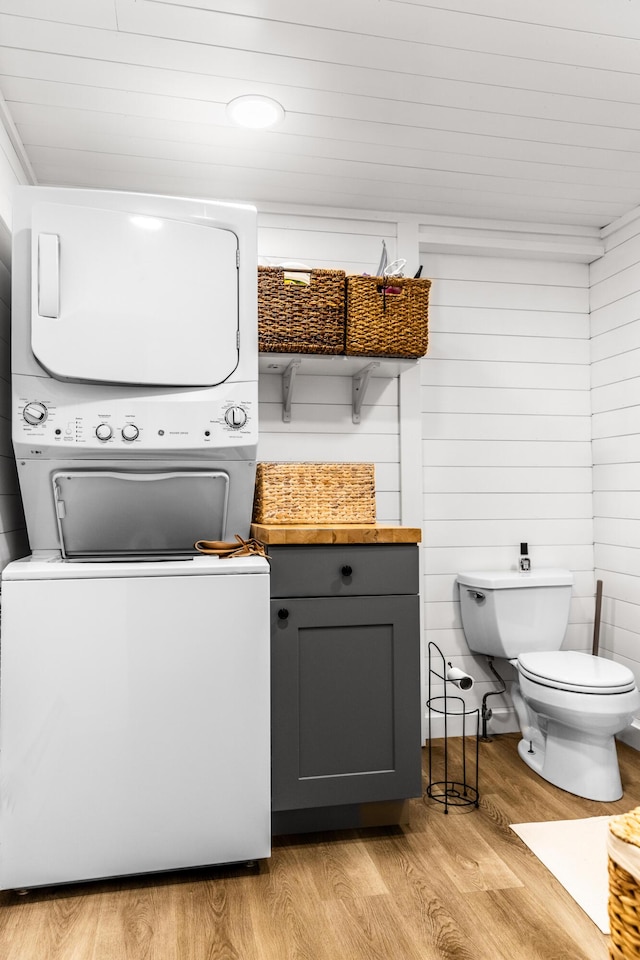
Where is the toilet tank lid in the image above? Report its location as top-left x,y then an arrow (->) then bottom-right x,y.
456,568 -> 573,590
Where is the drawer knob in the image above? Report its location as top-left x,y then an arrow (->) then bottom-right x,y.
341,565 -> 353,577
277,608 -> 289,621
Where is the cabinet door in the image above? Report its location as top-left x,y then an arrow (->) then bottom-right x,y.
271,595 -> 422,811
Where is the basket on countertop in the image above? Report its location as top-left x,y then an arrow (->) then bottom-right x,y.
252,462 -> 376,525
258,266 -> 346,355
345,275 -> 431,358
608,807 -> 640,959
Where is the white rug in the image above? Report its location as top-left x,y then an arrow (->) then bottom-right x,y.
510,816 -> 611,934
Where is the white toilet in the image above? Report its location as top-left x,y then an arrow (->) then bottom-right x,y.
456,568 -> 640,802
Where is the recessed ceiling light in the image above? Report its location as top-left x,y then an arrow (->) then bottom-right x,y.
226,95 -> 285,130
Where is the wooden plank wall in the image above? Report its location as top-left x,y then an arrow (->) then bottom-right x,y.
420,251 -> 593,726
0,186 -> 613,736
256,212 -> 597,730
591,216 -> 640,710
257,212 -> 404,524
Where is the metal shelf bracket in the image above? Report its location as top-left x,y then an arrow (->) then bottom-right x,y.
282,359 -> 301,422
352,361 -> 380,424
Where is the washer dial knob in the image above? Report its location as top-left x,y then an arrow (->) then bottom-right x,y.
121,424 -> 139,442
225,405 -> 248,429
95,423 -> 113,442
22,401 -> 48,426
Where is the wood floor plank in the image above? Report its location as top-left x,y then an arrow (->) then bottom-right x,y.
465,886 -> 602,960
171,876 -> 247,960
357,825 -> 511,960
0,733 -> 638,959
245,843 -> 343,960
455,796 -> 608,960
323,892 -> 444,960
412,815 -> 524,893
92,886 -> 179,960
290,832 -> 390,902
2,892 -> 100,960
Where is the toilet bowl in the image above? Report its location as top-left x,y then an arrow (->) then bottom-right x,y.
456,568 -> 640,801
511,651 -> 640,801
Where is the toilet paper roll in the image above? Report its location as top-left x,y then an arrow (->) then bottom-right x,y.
446,666 -> 475,691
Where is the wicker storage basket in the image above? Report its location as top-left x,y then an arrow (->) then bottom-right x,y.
345,275 -> 431,358
608,808 -> 640,959
253,462 -> 376,525
258,266 -> 346,354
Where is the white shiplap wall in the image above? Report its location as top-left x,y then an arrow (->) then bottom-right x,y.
0,172 -> 611,737
591,215 -> 640,728
0,119 -> 28,569
255,211 -> 596,733
421,252 -> 594,727
257,212 -> 405,523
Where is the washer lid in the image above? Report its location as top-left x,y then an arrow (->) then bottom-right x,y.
2,555 -> 269,580
518,651 -> 636,694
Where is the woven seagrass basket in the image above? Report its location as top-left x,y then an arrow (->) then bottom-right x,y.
252,462 -> 376,525
608,808 -> 640,959
258,266 -> 346,354
345,275 -> 431,358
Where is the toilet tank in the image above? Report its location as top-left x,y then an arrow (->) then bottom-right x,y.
456,569 -> 573,658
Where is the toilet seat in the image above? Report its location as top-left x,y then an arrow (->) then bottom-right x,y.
518,651 -> 636,695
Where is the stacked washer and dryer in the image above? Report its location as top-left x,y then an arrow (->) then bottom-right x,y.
0,187 -> 271,889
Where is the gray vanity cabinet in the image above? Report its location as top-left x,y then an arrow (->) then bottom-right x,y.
269,543 -> 422,815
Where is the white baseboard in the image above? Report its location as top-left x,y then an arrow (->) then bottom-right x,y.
424,710 -> 640,750
424,705 -> 518,741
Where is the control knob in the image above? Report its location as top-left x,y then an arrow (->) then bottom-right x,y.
22,401 -> 48,426
121,424 -> 139,442
95,423 -> 113,442
224,405 -> 248,429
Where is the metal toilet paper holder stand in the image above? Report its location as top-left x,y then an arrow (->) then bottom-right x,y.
425,641 -> 480,814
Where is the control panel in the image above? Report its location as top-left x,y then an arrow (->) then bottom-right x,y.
13,375 -> 257,457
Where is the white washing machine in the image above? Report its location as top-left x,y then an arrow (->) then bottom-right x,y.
0,555 -> 270,890
0,187 -> 271,889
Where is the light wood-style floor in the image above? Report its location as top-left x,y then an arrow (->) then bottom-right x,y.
1,733 -> 639,960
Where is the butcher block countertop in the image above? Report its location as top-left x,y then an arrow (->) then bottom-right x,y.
250,523 -> 422,545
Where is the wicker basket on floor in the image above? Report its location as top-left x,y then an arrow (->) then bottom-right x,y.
258,266 -> 346,354
345,275 -> 431,358
608,808 -> 640,959
252,462 -> 376,525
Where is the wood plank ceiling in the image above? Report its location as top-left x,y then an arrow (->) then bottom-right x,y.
1,0 -> 640,229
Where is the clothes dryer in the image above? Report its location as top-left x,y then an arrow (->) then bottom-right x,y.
11,185 -> 260,552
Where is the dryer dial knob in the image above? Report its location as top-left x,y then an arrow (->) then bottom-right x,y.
121,424 -> 139,442
225,405 -> 248,429
95,423 -> 113,441
23,401 -> 48,426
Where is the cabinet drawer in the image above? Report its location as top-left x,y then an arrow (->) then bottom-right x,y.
268,544 -> 418,598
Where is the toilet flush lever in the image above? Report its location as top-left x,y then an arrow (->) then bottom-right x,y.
467,590 -> 485,601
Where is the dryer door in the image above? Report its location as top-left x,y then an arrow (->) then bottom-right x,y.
31,202 -> 239,386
